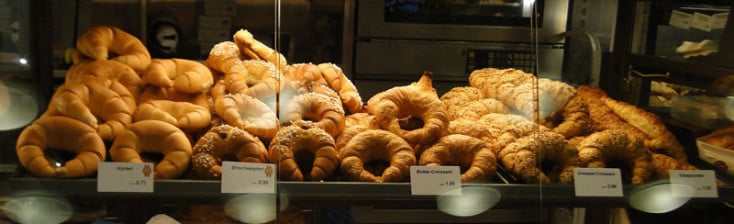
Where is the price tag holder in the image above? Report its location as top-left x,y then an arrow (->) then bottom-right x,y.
669,170 -> 718,198
410,166 -> 461,196
97,162 -> 154,192
691,12 -> 714,32
669,10 -> 692,29
221,161 -> 276,194
573,168 -> 623,197
712,12 -> 729,29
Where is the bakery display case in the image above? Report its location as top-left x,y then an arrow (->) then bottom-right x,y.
2,0 -> 734,223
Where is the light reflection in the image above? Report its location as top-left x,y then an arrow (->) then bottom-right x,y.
18,58 -> 27,65
224,194 -> 278,223
3,194 -> 73,224
0,80 -> 39,131
628,182 -> 693,214
437,185 -> 501,217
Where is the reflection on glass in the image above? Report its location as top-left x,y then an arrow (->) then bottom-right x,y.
224,194 -> 278,223
2,194 -> 73,224
0,79 -> 39,131
437,185 -> 501,217
628,182 -> 693,214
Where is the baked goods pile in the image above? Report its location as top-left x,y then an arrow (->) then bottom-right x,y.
16,26 -> 698,185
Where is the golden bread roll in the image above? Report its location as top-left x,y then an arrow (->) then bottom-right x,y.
16,116 -> 106,178
109,120 -> 193,179
66,60 -> 143,100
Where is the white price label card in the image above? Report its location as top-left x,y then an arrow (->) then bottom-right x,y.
221,161 -> 276,194
669,170 -> 718,198
410,166 -> 461,196
669,10 -> 692,29
573,168 -> 623,197
712,12 -> 729,29
691,12 -> 714,32
97,162 -> 154,192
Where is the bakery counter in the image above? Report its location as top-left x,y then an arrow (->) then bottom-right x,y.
5,171 -> 733,209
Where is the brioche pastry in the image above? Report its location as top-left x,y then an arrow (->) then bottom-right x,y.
134,100 -> 211,133
419,134 -> 497,183
44,81 -> 133,141
143,58 -> 214,93
109,120 -> 193,179
317,63 -> 365,114
214,93 -> 279,141
282,92 -> 345,137
268,120 -> 338,181
233,29 -> 287,71
339,129 -> 416,182
191,125 -> 268,179
602,97 -> 686,161
16,116 -> 106,178
576,130 -> 653,184
499,131 -> 578,184
367,72 -> 449,146
74,26 -> 151,72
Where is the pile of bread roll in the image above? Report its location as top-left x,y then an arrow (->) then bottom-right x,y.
15,26 -> 699,184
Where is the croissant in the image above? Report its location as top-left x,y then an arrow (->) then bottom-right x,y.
134,100 -> 211,133
542,94 -> 591,139
576,130 -> 653,184
143,58 -> 214,94
139,85 -> 210,110
477,113 -> 551,155
602,96 -> 686,161
651,153 -> 697,179
449,98 -> 510,121
214,93 -> 279,141
285,63 -> 326,85
367,72 -> 449,146
335,113 -> 375,151
468,68 -> 534,99
339,129 -> 416,182
233,29 -> 288,71
317,63 -> 365,114
74,26 -> 151,72
419,134 -> 497,183
16,116 -> 106,178
191,125 -> 268,179
66,60 -> 143,100
268,120 -> 338,181
109,120 -> 193,179
576,86 -> 648,141
44,81 -> 133,141
205,41 -> 244,74
282,92 -> 345,137
440,86 -> 484,119
499,131 -> 578,184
